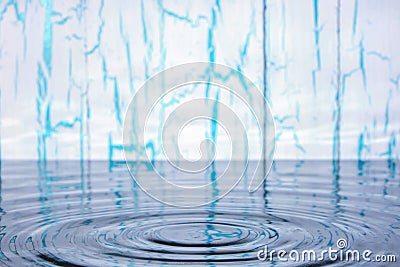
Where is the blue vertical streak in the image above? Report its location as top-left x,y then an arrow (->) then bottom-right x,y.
357,127 -> 371,169
20,1 -> 29,60
388,134 -> 396,161
84,0 -> 107,93
79,84 -> 85,163
280,0 -> 286,52
108,133 -> 113,164
45,104 -> 52,139
98,0 -> 107,90
36,64 -> 48,162
140,0 -> 150,79
352,0 -> 358,38
108,135 -> 125,164
207,6 -> 217,63
156,1 -> 168,158
262,0 -> 268,179
264,0 -> 272,104
312,0 -> 321,95
341,69 -> 357,95
112,78 -> 122,126
333,0 -> 343,211
384,90 -> 391,135
295,102 -> 300,122
205,164 -> 219,253
359,39 -> 367,92
125,41 -> 134,93
293,132 -> 306,153
140,0 -> 148,44
381,133 -> 397,163
101,55 -> 107,90
42,0 -> 53,74
145,142 -> 156,163
333,0 -> 341,174
357,132 -> 366,170
236,65 -> 253,105
158,0 -> 166,71
82,0 -> 89,164
205,2 -> 218,99
390,75 -> 400,91
211,91 -> 220,153
36,57 -> 83,162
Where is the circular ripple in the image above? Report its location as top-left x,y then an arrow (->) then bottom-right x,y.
2,209 -> 367,266
2,161 -> 399,266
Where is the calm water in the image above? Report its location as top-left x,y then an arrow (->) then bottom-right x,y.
0,161 -> 399,266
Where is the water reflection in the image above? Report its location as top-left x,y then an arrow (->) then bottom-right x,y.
0,160 -> 398,266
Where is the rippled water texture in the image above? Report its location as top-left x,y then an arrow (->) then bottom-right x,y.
0,161 -> 399,266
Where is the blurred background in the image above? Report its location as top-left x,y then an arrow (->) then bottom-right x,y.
0,0 -> 399,162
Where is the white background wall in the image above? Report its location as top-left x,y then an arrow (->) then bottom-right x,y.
0,0 -> 399,161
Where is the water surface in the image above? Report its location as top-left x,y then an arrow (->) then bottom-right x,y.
0,160 -> 399,266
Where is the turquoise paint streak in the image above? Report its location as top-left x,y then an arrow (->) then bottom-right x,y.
0,0 -> 398,164
312,0 -> 321,95
41,0 -> 53,74
36,64 -> 82,161
112,78 -> 122,126
333,0 -> 341,174
384,90 -> 391,135
352,0 -> 358,38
